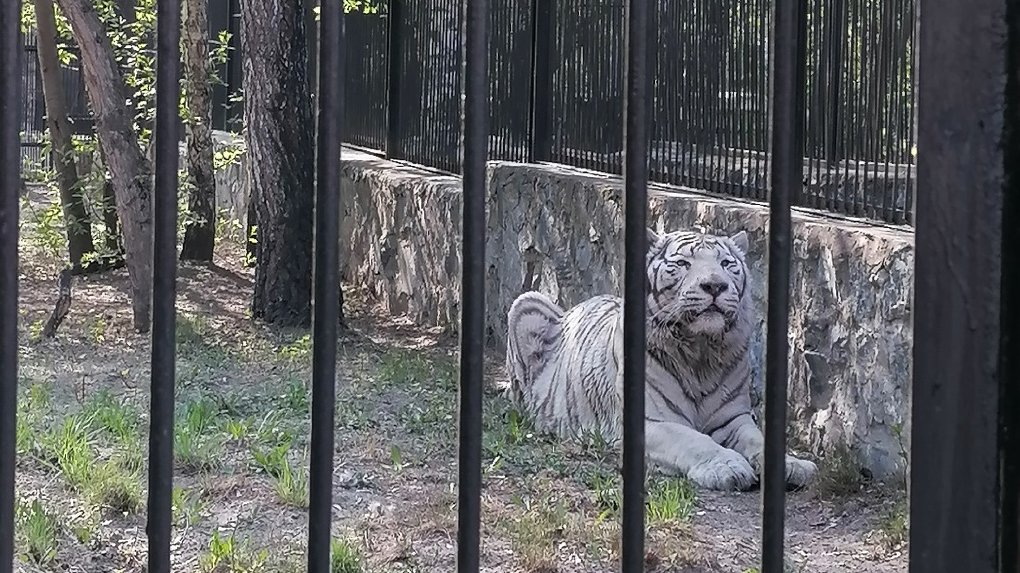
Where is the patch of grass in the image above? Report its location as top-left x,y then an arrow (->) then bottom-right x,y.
88,316 -> 108,344
69,508 -> 100,546
199,531 -> 270,573
377,349 -> 438,387
16,383 -> 51,455
278,378 -> 309,413
252,410 -> 296,448
27,319 -> 45,342
39,414 -> 97,489
878,499 -> 909,550
16,498 -> 60,566
175,397 -> 224,472
172,486 -> 206,526
176,314 -> 234,370
399,396 -> 455,436
87,461 -> 143,514
390,444 -> 405,472
646,477 -> 697,524
330,537 -> 365,573
335,394 -> 371,430
83,390 -> 140,446
224,417 -> 252,442
277,334 -> 312,363
815,443 -> 868,498
505,494 -> 570,572
177,314 -> 211,347
587,471 -> 697,525
250,441 -> 309,507
588,470 -> 621,519
274,459 -> 309,508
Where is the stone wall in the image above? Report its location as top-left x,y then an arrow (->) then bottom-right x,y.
214,138 -> 914,480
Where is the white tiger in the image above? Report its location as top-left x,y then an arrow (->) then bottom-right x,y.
503,227 -> 817,491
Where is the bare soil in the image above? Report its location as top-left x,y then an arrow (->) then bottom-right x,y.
11,192 -> 908,573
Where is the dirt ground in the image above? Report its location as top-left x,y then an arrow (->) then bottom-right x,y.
10,191 -> 909,573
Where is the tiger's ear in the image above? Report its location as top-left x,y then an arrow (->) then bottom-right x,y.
647,227 -> 661,248
728,230 -> 749,254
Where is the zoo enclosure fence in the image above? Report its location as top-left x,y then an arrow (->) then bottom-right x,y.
345,0 -> 919,225
19,0 -> 918,225
3,0 -> 1019,572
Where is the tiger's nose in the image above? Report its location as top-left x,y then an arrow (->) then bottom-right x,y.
700,279 -> 729,297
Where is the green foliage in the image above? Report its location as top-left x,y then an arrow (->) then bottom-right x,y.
313,0 -> 383,19
330,538 -> 365,573
250,440 -> 309,507
16,498 -> 61,565
199,531 -> 270,573
588,471 -> 697,525
172,486 -> 206,526
175,397 -> 225,471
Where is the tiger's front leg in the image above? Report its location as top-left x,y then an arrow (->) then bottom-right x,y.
646,420 -> 757,491
711,413 -> 818,489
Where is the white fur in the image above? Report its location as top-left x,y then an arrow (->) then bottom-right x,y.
503,228 -> 817,491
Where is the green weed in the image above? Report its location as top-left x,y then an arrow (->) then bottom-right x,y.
199,531 -> 269,573
172,486 -> 206,526
505,494 -> 570,572
39,414 -> 97,489
83,390 -> 140,445
816,443 -> 867,499
175,397 -> 224,471
330,537 -> 365,573
87,461 -> 143,514
250,441 -> 308,507
646,477 -> 697,524
16,498 -> 60,565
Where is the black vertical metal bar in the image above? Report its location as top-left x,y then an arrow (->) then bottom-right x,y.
148,0 -> 180,569
226,0 -> 241,130
307,0 -> 342,568
761,0 -> 802,567
457,0 -> 487,567
1003,2 -> 1020,559
385,0 -> 403,159
909,0 -> 1017,566
529,0 -> 552,163
1005,0 -> 1020,556
0,0 -> 21,570
622,0 -> 649,570
904,0 -> 917,225
825,0 -> 844,165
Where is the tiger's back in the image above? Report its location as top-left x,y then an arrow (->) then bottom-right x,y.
504,291 -> 624,441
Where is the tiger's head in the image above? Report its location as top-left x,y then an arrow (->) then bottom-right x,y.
645,228 -> 751,339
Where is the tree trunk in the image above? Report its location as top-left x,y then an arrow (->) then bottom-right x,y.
241,0 -> 315,327
56,0 -> 154,332
179,0 -> 217,262
101,177 -> 124,263
34,0 -> 96,273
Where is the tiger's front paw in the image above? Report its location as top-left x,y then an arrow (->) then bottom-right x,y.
784,456 -> 817,489
749,452 -> 818,489
687,449 -> 757,491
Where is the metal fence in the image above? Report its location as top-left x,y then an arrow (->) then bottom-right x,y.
21,0 -> 918,224
19,0 -> 240,169
338,0 -> 919,224
3,0 -> 1019,572
18,29 -> 91,169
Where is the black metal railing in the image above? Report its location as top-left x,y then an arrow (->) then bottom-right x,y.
338,0 -> 919,224
4,0 -> 1020,573
18,28 -> 91,169
20,0 -> 918,224
1,1 -> 21,570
